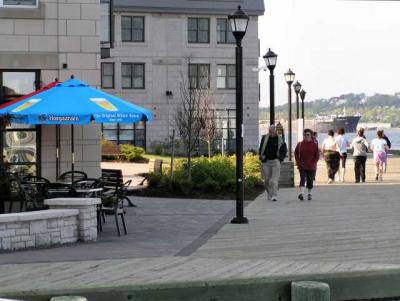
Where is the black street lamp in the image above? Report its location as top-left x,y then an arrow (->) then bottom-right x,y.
293,81 -> 302,119
263,48 -> 278,125
284,69 -> 295,161
300,89 -> 306,129
229,6 -> 249,224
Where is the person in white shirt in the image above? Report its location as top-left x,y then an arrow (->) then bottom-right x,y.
321,129 -> 341,184
370,130 -> 389,181
335,128 -> 350,182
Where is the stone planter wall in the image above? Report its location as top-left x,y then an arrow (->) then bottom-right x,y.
0,210 -> 79,251
44,198 -> 101,242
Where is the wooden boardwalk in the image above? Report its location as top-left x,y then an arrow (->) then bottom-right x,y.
0,257 -> 400,295
194,183 -> 400,263
2,183 -> 400,295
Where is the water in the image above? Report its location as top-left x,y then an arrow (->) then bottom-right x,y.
299,128 -> 400,150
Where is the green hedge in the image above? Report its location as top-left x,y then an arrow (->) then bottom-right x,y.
121,145 -> 145,162
147,153 -> 263,196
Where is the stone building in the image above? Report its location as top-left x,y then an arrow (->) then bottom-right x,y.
100,0 -> 264,153
0,0 -> 264,180
0,0 -> 101,180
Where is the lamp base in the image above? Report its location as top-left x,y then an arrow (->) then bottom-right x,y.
231,216 -> 249,224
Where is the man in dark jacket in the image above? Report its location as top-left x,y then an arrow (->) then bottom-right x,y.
259,125 -> 288,201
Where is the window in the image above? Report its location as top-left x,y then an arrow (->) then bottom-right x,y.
1,0 -> 37,7
121,63 -> 145,89
102,122 -> 146,147
0,70 -> 41,176
188,18 -> 210,43
215,109 -> 236,154
188,64 -> 210,89
217,65 -> 236,89
100,0 -> 111,43
101,63 -> 114,89
217,19 -> 235,44
121,16 -> 145,42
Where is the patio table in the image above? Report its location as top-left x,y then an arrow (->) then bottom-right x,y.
75,187 -> 103,197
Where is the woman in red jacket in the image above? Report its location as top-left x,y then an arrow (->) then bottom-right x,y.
295,128 -> 320,201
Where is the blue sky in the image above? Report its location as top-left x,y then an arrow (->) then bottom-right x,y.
258,0 -> 400,107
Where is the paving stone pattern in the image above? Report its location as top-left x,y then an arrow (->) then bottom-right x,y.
0,197 -> 234,264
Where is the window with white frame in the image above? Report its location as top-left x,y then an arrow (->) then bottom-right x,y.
217,65 -> 236,89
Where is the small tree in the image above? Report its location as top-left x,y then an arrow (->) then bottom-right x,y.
199,88 -> 219,159
174,62 -> 204,178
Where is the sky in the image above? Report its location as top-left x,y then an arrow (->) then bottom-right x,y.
258,0 -> 400,107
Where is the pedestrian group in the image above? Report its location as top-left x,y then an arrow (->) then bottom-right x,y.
259,125 -> 391,202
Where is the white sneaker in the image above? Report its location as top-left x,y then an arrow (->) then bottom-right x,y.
271,196 -> 277,202
328,179 -> 333,184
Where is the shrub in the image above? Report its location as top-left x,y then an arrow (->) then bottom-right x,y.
245,174 -> 263,190
121,144 -> 145,161
244,152 -> 262,180
154,144 -> 163,156
197,178 -> 221,193
171,178 -> 193,195
147,172 -> 162,188
190,156 -> 235,189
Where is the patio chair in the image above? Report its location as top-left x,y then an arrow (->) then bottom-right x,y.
44,183 -> 77,199
59,171 -> 88,183
99,180 -> 131,236
5,173 -> 24,213
73,178 -> 104,197
101,169 -> 136,207
22,175 -> 50,184
5,174 -> 48,212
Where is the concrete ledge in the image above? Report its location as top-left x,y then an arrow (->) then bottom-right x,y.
4,268 -> 400,301
44,198 -> 101,206
0,209 -> 79,223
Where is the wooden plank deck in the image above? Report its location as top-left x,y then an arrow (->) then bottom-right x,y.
0,257 -> 399,295
194,183 -> 400,263
2,183 -> 400,295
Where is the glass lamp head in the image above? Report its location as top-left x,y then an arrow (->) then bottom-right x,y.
228,6 -> 249,41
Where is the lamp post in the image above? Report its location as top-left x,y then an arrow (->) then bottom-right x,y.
284,69 -> 295,161
263,49 -> 277,125
293,81 -> 302,119
293,81 -> 302,144
300,89 -> 306,129
229,6 -> 249,224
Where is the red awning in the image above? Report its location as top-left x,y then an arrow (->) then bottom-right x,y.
0,81 -> 59,110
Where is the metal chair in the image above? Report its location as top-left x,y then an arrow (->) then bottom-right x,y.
99,180 -> 131,236
59,171 -> 88,183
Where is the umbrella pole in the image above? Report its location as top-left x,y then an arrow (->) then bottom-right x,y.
56,125 -> 60,180
71,124 -> 74,183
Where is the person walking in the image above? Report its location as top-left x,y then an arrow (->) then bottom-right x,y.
382,130 -> 391,173
295,129 -> 320,201
371,130 -> 389,181
335,128 -> 350,182
351,128 -> 369,183
259,125 -> 288,201
321,129 -> 341,184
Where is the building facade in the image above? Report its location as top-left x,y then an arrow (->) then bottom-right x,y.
0,0 -> 101,180
100,0 -> 264,153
